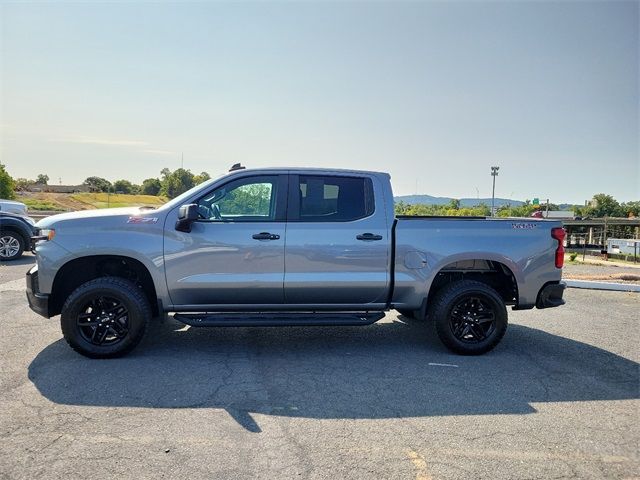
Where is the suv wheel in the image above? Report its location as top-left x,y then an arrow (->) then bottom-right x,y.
61,277 -> 150,358
0,230 -> 25,261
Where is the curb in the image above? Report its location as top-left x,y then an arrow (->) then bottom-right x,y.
564,279 -> 640,292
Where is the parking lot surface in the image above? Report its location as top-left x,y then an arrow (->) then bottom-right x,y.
1,255 -> 639,479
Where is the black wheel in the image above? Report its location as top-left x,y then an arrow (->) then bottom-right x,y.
396,309 -> 416,319
60,277 -> 151,358
0,230 -> 25,261
430,280 -> 507,355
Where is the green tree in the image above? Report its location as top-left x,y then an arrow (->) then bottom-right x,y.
113,179 -> 135,194
0,164 -> 16,199
193,171 -> 211,185
141,178 -> 162,196
621,201 -> 640,218
447,199 -> 461,210
217,183 -> 271,215
394,201 -> 409,215
394,201 -> 489,217
83,176 -> 112,193
36,174 -> 49,185
160,168 -> 195,198
586,194 -> 623,217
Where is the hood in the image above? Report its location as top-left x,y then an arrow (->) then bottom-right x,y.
0,199 -> 28,214
36,207 -> 146,228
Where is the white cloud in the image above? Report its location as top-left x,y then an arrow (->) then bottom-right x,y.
55,135 -> 148,147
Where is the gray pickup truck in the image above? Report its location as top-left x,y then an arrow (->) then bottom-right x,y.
26,166 -> 566,358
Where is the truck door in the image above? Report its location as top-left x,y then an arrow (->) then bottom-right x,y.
284,174 -> 390,306
164,174 -> 288,307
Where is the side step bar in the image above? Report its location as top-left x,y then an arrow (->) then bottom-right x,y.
173,311 -> 386,327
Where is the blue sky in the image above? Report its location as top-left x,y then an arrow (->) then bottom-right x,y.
1,1 -> 638,203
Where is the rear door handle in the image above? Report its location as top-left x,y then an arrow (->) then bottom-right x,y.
356,233 -> 383,241
252,232 -> 280,240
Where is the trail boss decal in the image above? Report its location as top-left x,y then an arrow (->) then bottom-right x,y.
127,217 -> 159,224
511,223 -> 538,229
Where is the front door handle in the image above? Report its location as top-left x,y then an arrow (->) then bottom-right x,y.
356,233 -> 383,241
252,232 -> 280,241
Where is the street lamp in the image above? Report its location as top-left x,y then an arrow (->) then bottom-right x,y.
491,166 -> 500,217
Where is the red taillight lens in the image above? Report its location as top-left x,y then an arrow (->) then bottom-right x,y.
551,227 -> 566,268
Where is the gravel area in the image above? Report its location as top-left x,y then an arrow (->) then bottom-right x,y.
563,262 -> 640,284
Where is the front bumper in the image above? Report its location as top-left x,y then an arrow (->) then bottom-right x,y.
26,266 -> 50,318
536,282 -> 566,309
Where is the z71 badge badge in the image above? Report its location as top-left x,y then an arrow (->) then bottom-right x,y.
127,217 -> 159,224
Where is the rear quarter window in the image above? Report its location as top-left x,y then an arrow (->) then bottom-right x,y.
296,175 -> 374,222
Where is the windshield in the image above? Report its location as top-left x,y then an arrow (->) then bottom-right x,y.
160,173 -> 227,211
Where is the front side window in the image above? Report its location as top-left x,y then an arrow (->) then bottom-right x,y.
297,175 -> 374,222
197,175 -> 278,221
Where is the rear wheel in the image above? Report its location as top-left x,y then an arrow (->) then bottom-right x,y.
430,280 -> 507,355
0,230 -> 25,261
61,277 -> 150,358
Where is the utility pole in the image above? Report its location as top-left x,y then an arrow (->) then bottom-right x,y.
490,166 -> 500,217
181,152 -> 184,169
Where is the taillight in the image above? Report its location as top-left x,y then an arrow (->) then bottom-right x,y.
551,227 -> 566,268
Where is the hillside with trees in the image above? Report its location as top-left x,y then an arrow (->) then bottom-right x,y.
0,163 -> 637,217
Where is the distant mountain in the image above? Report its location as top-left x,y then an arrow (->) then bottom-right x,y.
394,195 -> 524,207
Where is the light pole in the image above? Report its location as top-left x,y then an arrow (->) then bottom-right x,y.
490,166 -> 500,217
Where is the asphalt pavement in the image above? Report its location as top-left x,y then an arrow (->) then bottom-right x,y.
1,255 -> 638,479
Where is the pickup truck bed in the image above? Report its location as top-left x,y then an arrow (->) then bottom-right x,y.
394,215 -> 562,312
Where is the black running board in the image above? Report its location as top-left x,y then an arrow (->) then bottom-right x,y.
173,311 -> 386,327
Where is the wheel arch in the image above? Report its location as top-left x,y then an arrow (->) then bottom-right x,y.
0,224 -> 30,246
426,256 -> 519,309
50,255 -> 159,317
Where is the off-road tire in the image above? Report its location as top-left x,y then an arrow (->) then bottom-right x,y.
430,280 -> 508,355
61,277 -> 150,359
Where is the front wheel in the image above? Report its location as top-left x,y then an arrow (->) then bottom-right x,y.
430,280 -> 508,355
0,230 -> 25,261
60,277 -> 151,358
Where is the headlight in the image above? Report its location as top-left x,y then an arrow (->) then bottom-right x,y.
38,229 -> 56,241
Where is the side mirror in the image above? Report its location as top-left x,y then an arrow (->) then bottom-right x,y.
175,204 -> 199,232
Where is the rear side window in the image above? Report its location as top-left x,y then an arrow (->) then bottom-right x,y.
296,175 -> 374,222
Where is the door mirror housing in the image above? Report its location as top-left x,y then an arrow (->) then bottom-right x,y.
176,204 -> 199,232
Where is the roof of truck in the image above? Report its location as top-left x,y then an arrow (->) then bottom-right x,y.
227,166 -> 390,177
